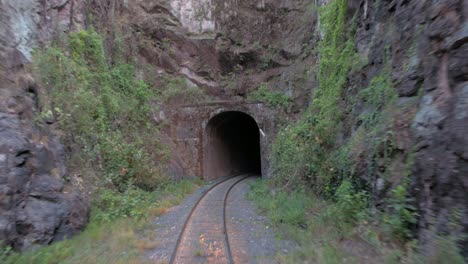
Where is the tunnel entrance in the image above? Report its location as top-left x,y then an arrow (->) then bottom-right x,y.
204,111 -> 261,180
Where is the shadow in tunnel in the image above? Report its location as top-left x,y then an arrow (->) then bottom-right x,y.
204,111 -> 261,180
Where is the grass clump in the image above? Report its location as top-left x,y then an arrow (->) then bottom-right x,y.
248,180 -> 465,264
248,180 -> 310,227
248,179 -> 372,263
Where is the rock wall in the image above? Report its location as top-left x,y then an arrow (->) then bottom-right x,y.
348,0 -> 468,254
0,0 -> 87,251
170,0 -> 215,33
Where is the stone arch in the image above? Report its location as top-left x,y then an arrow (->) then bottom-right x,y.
203,111 -> 262,180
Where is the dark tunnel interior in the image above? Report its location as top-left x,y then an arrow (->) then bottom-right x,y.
204,111 -> 261,179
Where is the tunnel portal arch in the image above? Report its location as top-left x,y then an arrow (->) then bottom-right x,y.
203,111 -> 262,180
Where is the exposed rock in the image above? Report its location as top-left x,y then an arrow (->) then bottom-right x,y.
0,0 -> 87,251
0,111 -> 88,250
170,0 -> 215,34
349,0 -> 467,256
443,21 -> 468,50
448,42 -> 468,83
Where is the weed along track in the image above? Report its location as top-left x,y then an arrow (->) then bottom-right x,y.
170,174 -> 252,264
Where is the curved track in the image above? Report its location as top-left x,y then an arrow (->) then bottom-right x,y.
169,174 -> 252,264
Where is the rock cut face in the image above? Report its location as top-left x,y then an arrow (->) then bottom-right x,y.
0,0 -> 88,251
0,111 -> 88,251
170,0 -> 215,34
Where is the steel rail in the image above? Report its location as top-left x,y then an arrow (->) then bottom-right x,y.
223,175 -> 252,264
169,173 -> 251,264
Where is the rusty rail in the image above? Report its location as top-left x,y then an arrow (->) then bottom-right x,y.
169,173 -> 252,264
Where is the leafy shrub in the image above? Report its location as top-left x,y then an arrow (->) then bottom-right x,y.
334,180 -> 368,222
383,184 -> 417,240
92,188 -> 153,222
249,83 -> 289,108
270,120 -> 312,189
33,28 -> 168,192
422,236 -> 465,264
92,178 -> 200,223
0,244 -> 13,263
358,71 -> 397,127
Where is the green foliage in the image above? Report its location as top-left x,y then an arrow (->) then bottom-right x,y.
356,72 -> 417,240
249,180 -> 459,264
249,178 -> 366,254
351,71 -> 398,185
269,0 -> 421,248
249,180 -> 378,263
314,0 -> 356,146
92,178 -> 200,222
92,187 -> 153,222
33,28 -> 168,192
383,183 -> 417,240
34,108 -> 54,125
2,179 -> 200,264
248,83 -> 290,108
358,70 -> 397,127
270,120 -> 310,188
384,236 -> 465,264
334,180 -> 368,222
248,179 -> 309,227
69,29 -> 107,69
0,243 -> 13,263
271,0 -> 358,195
420,236 -> 465,264
159,77 -> 208,104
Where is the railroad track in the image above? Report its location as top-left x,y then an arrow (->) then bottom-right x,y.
169,173 -> 252,264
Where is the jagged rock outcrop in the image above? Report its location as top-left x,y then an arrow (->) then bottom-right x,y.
0,111 -> 87,250
0,0 -> 87,250
117,0 -> 315,100
348,0 -> 468,255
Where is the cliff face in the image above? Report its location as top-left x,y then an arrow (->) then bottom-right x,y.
0,0 -> 466,254
0,0 -> 87,250
348,0 -> 467,253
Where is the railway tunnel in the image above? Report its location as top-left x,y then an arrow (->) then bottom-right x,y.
204,111 -> 261,180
